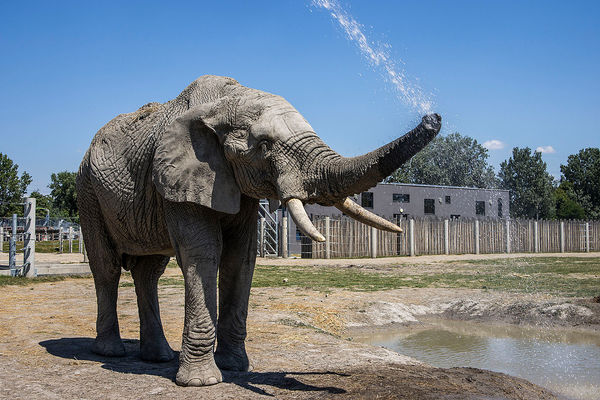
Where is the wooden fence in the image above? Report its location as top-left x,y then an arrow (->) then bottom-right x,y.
300,217 -> 600,258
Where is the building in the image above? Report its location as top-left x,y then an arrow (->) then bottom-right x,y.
283,182 -> 510,255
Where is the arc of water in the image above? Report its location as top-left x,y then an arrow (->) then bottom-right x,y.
311,0 -> 433,114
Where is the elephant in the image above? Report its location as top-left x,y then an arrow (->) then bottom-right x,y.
76,75 -> 441,386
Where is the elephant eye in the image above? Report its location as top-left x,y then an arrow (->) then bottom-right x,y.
232,130 -> 245,138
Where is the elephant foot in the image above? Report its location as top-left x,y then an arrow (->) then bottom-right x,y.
176,358 -> 223,386
92,335 -> 125,357
140,339 -> 175,362
215,344 -> 253,372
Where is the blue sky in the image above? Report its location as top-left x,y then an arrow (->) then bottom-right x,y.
1,0 -> 598,193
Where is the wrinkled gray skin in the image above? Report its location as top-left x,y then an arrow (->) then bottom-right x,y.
76,75 -> 441,386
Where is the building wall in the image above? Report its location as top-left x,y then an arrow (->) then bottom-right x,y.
283,183 -> 510,256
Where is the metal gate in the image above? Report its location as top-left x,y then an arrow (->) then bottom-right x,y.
257,200 -> 279,256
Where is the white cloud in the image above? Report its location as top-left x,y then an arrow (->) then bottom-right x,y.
483,140 -> 505,150
536,146 -> 556,154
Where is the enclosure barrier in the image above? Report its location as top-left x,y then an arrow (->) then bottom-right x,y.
288,216 -> 600,259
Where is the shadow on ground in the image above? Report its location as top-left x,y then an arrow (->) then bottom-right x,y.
39,337 -> 346,396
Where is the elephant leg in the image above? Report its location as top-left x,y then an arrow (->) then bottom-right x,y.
215,196 -> 258,372
79,195 -> 125,357
164,201 -> 222,387
130,255 -> 174,362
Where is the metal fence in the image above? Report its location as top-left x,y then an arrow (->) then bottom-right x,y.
292,216 -> 600,259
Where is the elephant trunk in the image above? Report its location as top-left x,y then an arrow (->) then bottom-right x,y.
281,114 -> 441,241
322,114 -> 441,201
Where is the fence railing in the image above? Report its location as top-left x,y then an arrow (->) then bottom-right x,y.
295,217 -> 599,259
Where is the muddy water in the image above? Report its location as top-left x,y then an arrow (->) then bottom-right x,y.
353,319 -> 600,400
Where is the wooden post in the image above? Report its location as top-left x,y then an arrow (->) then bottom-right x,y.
534,221 -> 539,253
505,219 -> 511,254
474,219 -> 480,255
9,214 -> 17,277
409,219 -> 415,257
585,222 -> 590,253
560,221 -> 565,253
83,234 -> 88,263
370,226 -> 377,258
259,217 -> 265,257
444,219 -> 449,255
23,198 -> 36,277
78,227 -> 83,254
281,216 -> 288,258
59,227 -> 64,253
325,216 -> 331,259
68,226 -> 74,253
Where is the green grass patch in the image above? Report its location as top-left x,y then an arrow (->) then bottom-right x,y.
250,257 -> 600,297
450,256 -> 600,275
1,240 -> 82,253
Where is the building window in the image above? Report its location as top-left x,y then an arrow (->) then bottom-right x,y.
393,193 -> 410,203
361,192 -> 374,208
445,195 -> 451,204
476,201 -> 486,216
296,228 -> 302,241
498,198 -> 503,218
424,198 -> 435,215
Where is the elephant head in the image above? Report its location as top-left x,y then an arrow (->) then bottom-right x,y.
153,76 -> 441,241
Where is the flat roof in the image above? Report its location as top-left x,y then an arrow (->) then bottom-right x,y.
377,182 -> 509,193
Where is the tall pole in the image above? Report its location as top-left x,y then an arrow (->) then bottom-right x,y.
9,214 -> 17,277
259,217 -> 265,258
560,221 -> 565,253
474,219 -> 480,255
23,197 -> 36,277
281,216 -> 288,258
534,220 -> 539,253
370,226 -> 377,258
409,219 -> 415,257
444,219 -> 449,255
505,219 -> 511,254
325,216 -> 331,259
0,226 -> 3,254
585,222 -> 590,253
68,226 -> 74,253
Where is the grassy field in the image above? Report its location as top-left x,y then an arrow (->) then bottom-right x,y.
158,256 -> 600,297
1,240 -> 82,253
248,257 -> 600,297
2,256 -> 598,298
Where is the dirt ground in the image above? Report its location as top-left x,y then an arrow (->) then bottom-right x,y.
2,253 -> 598,399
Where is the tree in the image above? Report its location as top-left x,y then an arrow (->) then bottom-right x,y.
498,147 -> 555,219
49,171 -> 78,218
30,190 -> 55,220
554,182 -> 586,220
386,133 -> 497,188
0,153 -> 32,217
560,147 -> 600,219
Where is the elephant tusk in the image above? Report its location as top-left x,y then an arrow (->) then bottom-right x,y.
286,198 -> 326,242
335,197 -> 402,233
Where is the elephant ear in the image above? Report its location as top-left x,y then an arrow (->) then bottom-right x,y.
152,105 -> 241,214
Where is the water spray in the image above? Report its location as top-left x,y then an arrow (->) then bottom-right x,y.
311,0 -> 434,114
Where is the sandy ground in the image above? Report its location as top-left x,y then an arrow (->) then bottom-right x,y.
2,253 -> 598,399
